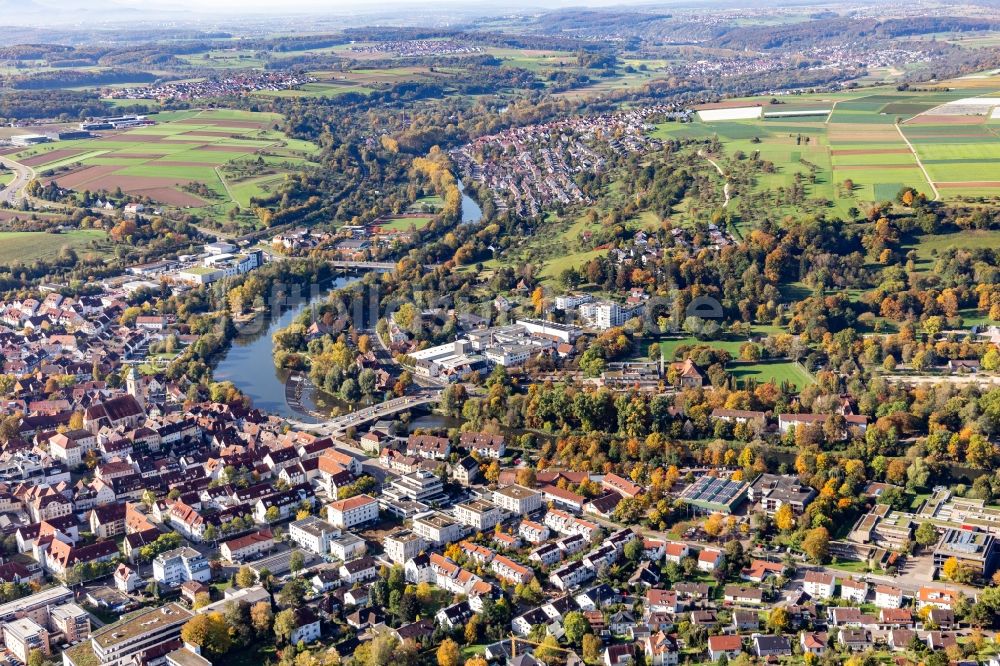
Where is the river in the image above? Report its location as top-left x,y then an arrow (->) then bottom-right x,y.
213,276 -> 360,419
214,183 -> 479,419
459,179 -> 482,224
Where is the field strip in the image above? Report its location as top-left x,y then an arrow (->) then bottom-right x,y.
40,150 -> 110,171
215,166 -> 238,206
895,122 -> 940,200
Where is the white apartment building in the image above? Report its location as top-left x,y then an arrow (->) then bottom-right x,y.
75,604 -> 193,666
412,512 -> 464,546
385,530 -> 426,564
493,485 -> 542,515
454,499 -> 503,531
152,548 -> 211,587
555,293 -> 593,311
326,495 -> 379,529
4,618 -> 49,664
384,471 -> 445,503
289,516 -> 341,556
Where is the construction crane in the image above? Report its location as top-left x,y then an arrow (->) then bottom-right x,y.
509,634 -> 579,659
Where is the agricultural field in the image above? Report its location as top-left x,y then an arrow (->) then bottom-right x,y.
661,84 -> 1000,207
0,230 -> 110,265
554,67 -> 677,100
253,67 -> 457,99
8,109 -> 320,221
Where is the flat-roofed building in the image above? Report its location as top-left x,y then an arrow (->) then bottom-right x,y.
413,511 -> 464,546
68,603 -> 193,666
678,475 -> 748,515
4,617 -> 49,663
385,530 -> 426,565
933,527 -> 998,580
454,499 -> 503,531
166,648 -> 211,666
196,585 -> 270,615
153,547 -> 210,587
50,603 -> 91,643
289,516 -> 340,556
493,485 -> 542,515
0,585 -> 73,624
384,471 -> 446,504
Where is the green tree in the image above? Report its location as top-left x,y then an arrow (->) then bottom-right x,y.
563,611 -> 590,646
915,522 -> 938,548
273,608 -> 298,645
289,551 -> 305,574
277,578 -> 308,608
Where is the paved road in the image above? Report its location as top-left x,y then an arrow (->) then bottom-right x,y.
0,156 -> 33,204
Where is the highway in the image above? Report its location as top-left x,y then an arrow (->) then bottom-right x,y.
0,156 -> 34,204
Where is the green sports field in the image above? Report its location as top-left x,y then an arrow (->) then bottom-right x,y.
726,359 -> 815,390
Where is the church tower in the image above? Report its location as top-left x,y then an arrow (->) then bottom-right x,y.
126,366 -> 144,409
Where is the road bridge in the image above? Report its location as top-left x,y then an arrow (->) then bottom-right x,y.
288,389 -> 443,435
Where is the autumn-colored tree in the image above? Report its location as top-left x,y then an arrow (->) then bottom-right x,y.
273,608 -> 298,644
415,581 -> 434,607
802,526 -> 830,563
531,287 -> 545,314
534,636 -> 563,666
181,612 -> 232,656
110,219 -> 137,242
942,556 -> 973,584
582,634 -> 602,664
516,467 -> 537,487
774,504 -> 795,531
464,614 -> 481,644
235,565 -> 257,588
250,601 -> 273,633
767,607 -> 790,633
484,460 -> 500,484
703,512 -> 724,538
436,638 -> 460,666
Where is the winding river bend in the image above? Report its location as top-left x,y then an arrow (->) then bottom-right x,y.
213,276 -> 359,419
214,182 -> 480,419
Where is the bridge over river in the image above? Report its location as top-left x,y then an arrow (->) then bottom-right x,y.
287,388 -> 443,436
